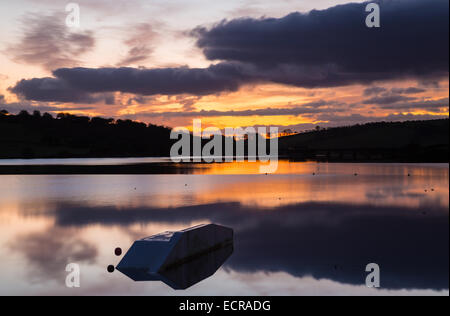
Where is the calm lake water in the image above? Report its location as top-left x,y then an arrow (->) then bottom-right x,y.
0,161 -> 448,295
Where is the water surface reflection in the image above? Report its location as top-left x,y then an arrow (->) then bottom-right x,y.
0,162 -> 448,295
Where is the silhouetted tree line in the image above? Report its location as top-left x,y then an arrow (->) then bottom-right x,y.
1,109 -> 448,162
0,110 -> 173,158
0,110 -> 281,160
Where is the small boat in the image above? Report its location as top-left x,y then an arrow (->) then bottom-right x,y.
116,224 -> 234,289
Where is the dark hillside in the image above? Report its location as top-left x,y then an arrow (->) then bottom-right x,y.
279,119 -> 449,162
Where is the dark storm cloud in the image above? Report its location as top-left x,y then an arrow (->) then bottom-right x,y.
7,13 -> 95,71
364,86 -> 426,97
9,77 -> 98,103
9,77 -> 117,104
391,87 -> 426,95
363,86 -> 388,96
363,94 -> 417,105
195,0 -> 449,83
47,63 -> 250,96
132,100 -> 344,118
9,0 -> 449,102
362,84 -> 432,106
379,97 -> 449,111
133,107 -> 340,118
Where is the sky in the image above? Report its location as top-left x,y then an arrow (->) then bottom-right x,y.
0,0 -> 448,131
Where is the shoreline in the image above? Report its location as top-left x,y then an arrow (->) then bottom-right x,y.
0,159 -> 448,175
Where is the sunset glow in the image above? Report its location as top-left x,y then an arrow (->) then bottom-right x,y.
1,0 -> 448,131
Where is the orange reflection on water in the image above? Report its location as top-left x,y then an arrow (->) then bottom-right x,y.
0,163 -> 447,211
0,162 -> 448,295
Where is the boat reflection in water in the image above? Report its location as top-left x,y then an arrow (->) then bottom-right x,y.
0,162 -> 448,295
116,224 -> 234,290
